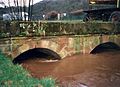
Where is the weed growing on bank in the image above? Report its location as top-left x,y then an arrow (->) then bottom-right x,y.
0,52 -> 56,87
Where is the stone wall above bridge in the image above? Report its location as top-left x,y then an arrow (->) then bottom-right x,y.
0,34 -> 120,59
0,21 -> 120,37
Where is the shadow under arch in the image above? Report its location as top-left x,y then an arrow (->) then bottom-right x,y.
13,48 -> 61,64
90,42 -> 120,54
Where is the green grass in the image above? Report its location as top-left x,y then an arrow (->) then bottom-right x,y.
0,52 -> 56,87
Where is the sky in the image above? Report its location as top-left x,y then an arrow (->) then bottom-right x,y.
0,0 -> 43,7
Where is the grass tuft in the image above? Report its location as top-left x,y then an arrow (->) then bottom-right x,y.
0,52 -> 56,87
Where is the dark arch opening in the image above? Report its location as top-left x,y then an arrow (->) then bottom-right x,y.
13,48 -> 61,64
90,42 -> 120,54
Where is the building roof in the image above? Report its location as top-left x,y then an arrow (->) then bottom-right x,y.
90,0 -> 116,4
0,2 -> 5,8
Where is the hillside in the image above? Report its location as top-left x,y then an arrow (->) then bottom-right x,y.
32,0 -> 89,16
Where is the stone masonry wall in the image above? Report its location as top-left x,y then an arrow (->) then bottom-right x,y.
0,34 -> 120,59
0,21 -> 120,37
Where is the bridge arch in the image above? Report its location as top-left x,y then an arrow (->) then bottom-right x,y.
13,48 -> 61,64
90,42 -> 120,54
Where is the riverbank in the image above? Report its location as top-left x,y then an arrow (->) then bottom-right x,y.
0,52 -> 56,87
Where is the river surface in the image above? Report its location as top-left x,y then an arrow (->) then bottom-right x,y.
22,51 -> 120,87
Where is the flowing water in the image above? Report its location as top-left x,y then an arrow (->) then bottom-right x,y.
22,51 -> 120,87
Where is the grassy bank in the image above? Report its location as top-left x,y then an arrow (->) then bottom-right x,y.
0,52 -> 56,87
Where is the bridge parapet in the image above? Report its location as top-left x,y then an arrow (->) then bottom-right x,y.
0,34 -> 120,59
0,21 -> 120,37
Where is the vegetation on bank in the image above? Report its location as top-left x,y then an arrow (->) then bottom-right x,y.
0,52 -> 56,87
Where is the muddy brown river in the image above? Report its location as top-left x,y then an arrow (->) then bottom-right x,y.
22,51 -> 120,87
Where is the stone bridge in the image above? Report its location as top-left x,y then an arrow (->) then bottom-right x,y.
0,21 -> 120,63
0,34 -> 120,63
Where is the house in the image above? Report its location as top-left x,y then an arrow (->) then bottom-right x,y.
0,2 -> 5,8
3,12 -> 28,21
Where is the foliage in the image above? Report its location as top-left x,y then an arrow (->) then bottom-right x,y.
33,0 -> 89,17
0,52 -> 56,87
40,77 -> 56,87
0,21 -> 120,37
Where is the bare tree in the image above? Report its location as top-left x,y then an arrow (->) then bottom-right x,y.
27,0 -> 33,21
6,0 -> 34,21
28,0 -> 31,20
30,0 -> 33,20
8,0 -> 12,13
23,0 -> 26,21
16,0 -> 20,19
